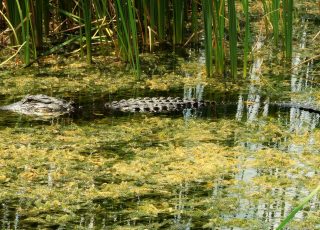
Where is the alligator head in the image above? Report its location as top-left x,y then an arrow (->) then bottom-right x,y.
0,94 -> 75,117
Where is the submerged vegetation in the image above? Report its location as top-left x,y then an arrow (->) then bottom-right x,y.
0,0 -> 298,77
0,112 -> 319,228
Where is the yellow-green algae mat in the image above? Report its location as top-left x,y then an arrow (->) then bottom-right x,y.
0,114 -> 319,229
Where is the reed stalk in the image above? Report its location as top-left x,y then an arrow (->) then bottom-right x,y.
191,0 -> 199,43
0,8 -> 20,44
202,0 -> 213,76
1,0 -> 295,79
261,0 -> 270,35
14,0 -> 30,65
173,0 -> 185,45
157,0 -> 166,41
81,0 -> 92,64
283,0 -> 293,59
79,6 -> 84,59
149,0 -> 156,48
241,0 -> 250,77
227,0 -> 238,79
115,0 -> 141,78
271,0 -> 280,45
213,0 -> 225,75
34,0 -> 43,48
4,0 -> 20,45
43,0 -> 49,36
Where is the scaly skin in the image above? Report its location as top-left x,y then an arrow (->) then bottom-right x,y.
1,95 -> 319,117
0,94 -> 74,117
105,97 -> 216,113
270,102 -> 320,114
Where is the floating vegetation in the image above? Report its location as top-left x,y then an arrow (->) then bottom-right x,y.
0,1 -> 319,229
0,109 -> 320,228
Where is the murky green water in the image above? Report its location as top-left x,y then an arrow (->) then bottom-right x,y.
1,9 -> 320,230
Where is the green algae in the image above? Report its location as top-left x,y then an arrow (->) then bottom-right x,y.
0,113 -> 319,228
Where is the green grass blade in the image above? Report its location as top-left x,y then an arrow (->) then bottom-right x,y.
0,41 -> 26,67
58,9 -> 81,22
79,6 -> 84,59
276,184 -> 320,230
4,0 -> 20,45
157,0 -> 166,41
149,0 -> 156,47
271,0 -> 280,45
241,0 -> 250,77
173,0 -> 185,45
0,8 -> 20,44
227,0 -> 238,79
283,0 -> 293,59
34,0 -> 43,48
202,0 -> 213,76
191,0 -> 199,43
43,0 -> 49,36
127,0 -> 141,77
14,0 -> 30,65
25,0 -> 31,64
81,0 -> 92,64
115,0 -> 140,78
213,0 -> 225,75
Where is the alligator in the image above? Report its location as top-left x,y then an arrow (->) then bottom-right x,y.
106,98 -> 320,115
104,97 -> 216,113
270,101 -> 320,114
0,94 -> 74,117
0,94 -> 320,118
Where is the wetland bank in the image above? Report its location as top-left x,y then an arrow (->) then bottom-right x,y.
0,0 -> 320,229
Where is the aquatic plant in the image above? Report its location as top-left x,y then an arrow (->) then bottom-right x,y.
0,0 -> 297,77
241,0 -> 250,78
276,184 -> 320,230
81,0 -> 92,64
202,0 -> 213,77
282,0 -> 293,59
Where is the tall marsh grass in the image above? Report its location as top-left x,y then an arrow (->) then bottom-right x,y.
0,0 -> 295,78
